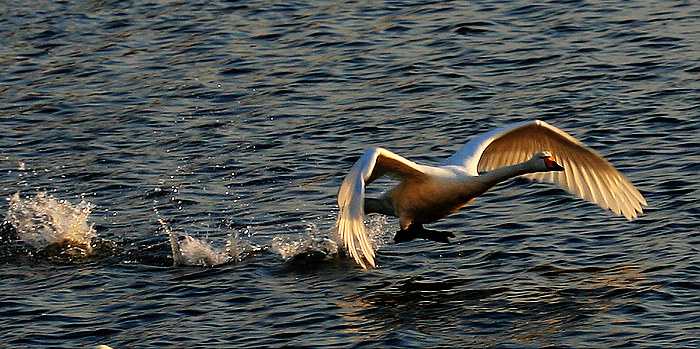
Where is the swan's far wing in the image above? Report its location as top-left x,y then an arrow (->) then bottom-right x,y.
443,120 -> 646,220
440,121 -> 533,174
337,148 -> 427,268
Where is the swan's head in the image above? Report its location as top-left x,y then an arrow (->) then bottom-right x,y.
532,151 -> 564,172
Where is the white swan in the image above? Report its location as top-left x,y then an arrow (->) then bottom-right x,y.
337,120 -> 647,268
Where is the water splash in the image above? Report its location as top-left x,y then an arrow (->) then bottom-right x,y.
272,216 -> 394,265
160,219 -> 257,267
272,235 -> 339,262
170,234 -> 230,267
225,229 -> 259,263
271,221 -> 340,262
365,215 -> 394,250
5,192 -> 97,258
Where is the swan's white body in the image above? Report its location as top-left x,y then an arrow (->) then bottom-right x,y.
337,120 -> 646,268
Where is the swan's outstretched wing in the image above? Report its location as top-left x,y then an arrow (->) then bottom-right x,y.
337,147 -> 428,268
442,120 -> 646,220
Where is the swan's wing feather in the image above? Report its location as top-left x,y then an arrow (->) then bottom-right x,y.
441,121 -> 534,174
337,148 -> 427,268
444,120 -> 646,220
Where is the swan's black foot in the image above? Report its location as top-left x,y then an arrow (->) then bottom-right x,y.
394,224 -> 455,243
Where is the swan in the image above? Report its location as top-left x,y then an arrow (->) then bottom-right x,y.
336,120 -> 647,268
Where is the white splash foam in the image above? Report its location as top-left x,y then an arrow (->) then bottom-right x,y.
272,235 -> 339,261
5,192 -> 97,257
272,217 -> 394,263
161,219 -> 257,267
365,215 -> 394,250
271,222 -> 340,262
170,234 -> 230,267
225,230 -> 258,263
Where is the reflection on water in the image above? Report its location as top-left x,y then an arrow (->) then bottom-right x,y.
334,264 -> 656,347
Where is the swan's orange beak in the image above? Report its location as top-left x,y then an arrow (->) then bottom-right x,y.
545,156 -> 564,171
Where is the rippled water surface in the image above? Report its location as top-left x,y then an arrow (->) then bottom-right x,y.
1,0 -> 699,347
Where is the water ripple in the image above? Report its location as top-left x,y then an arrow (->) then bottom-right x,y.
0,0 -> 699,347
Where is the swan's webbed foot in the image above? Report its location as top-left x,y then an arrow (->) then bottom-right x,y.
394,224 -> 455,243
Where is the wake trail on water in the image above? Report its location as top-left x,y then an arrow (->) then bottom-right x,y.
1,191 -> 396,268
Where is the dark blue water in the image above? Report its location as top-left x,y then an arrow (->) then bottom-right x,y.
1,0 -> 699,347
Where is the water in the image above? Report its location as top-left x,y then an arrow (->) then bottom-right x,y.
1,0 -> 699,347
6,192 -> 96,256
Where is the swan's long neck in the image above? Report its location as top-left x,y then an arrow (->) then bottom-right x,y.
476,161 -> 534,189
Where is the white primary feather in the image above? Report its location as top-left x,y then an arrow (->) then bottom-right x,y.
337,148 -> 428,268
